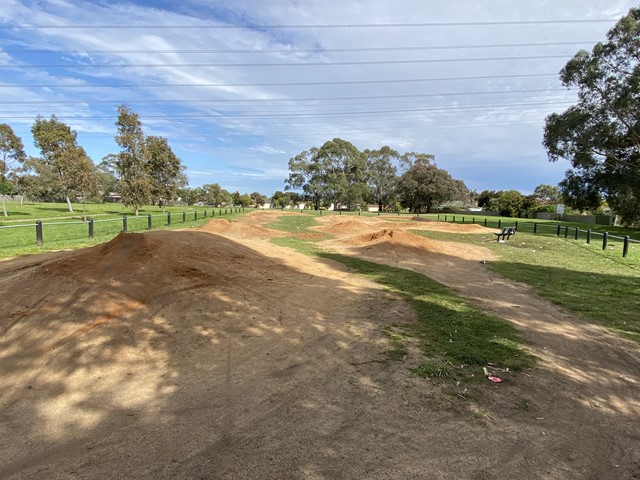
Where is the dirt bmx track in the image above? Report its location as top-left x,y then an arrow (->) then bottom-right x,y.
1,211 -> 638,479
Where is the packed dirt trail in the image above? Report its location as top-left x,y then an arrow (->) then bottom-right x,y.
0,211 -> 638,479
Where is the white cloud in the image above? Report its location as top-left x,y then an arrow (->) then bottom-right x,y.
0,0 -> 635,193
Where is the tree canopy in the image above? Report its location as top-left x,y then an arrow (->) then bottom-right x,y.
0,124 -> 26,217
31,115 -> 95,212
396,162 -> 460,213
114,105 -> 186,214
286,138 -> 465,212
543,8 -> 640,225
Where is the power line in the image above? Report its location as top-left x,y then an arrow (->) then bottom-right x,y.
0,54 -> 573,68
4,40 -> 598,55
0,72 -> 560,88
0,100 -> 575,120
0,88 -> 571,105
2,19 -> 620,29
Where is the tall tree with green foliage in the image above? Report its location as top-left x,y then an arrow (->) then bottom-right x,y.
399,151 -> 435,172
365,146 -> 400,212
532,183 -> 560,204
396,163 -> 459,213
286,138 -> 368,210
201,183 -> 230,206
286,147 -> 325,209
31,115 -> 95,212
488,190 -> 525,217
145,135 -> 187,209
0,124 -> 26,217
543,8 -> 640,225
115,105 -> 151,215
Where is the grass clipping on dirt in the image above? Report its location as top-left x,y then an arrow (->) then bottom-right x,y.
269,215 -> 534,380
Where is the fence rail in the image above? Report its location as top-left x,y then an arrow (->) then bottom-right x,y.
435,214 -> 639,258
0,208 -> 244,249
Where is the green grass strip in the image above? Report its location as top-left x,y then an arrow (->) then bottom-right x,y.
319,252 -> 534,378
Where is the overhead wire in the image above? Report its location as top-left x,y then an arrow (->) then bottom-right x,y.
1,19 -> 619,29
0,72 -> 561,88
0,54 -> 575,68
3,40 -> 598,55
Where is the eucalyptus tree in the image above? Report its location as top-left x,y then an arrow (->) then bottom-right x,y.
0,124 -> 26,216
31,115 -> 95,212
365,146 -> 400,212
543,8 -> 640,225
115,105 -> 150,215
396,162 -> 460,213
146,135 -> 187,209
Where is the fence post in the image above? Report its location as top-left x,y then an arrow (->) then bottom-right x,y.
484,219 -> 487,226
462,216 -> 465,223
586,229 -> 591,244
515,221 -> 518,229
574,227 -> 579,241
204,210 -> 207,218
556,224 -> 561,236
498,219 -> 501,228
472,217 -> 475,224
445,215 -> 447,222
182,211 -> 186,223
167,212 -> 171,225
88,219 -> 94,239
122,216 -> 127,233
603,232 -> 608,250
148,214 -> 152,230
35,220 -> 43,246
438,214 -> 440,220
564,226 -> 569,238
534,223 -> 537,234
623,236 -> 630,258
453,216 -> 456,223
194,211 -> 197,221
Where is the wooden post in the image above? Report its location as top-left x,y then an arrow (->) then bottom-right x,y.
603,232 -> 608,250
122,216 -> 127,233
88,219 -> 94,239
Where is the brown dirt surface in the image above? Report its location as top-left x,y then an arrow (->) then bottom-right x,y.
1,212 -> 639,479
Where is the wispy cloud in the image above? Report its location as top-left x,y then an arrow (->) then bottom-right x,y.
0,0 -> 634,194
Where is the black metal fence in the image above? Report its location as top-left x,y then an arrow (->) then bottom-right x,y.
0,208 -> 244,250
436,214 -> 639,259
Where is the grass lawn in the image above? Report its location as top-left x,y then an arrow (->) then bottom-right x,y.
0,201 -> 246,259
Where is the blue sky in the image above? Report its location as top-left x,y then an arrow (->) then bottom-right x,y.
0,0 -> 635,196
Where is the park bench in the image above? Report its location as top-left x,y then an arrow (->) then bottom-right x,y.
495,226 -> 516,242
